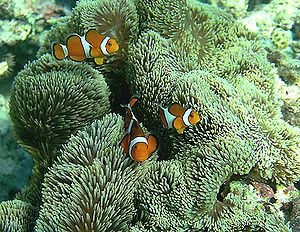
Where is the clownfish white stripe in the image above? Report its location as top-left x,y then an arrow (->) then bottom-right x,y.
61,44 -> 69,57
120,104 -> 139,134
126,115 -> 138,134
165,110 -> 176,128
159,104 -> 176,129
182,109 -> 192,126
80,36 -> 92,58
100,36 -> 110,56
129,136 -> 148,160
127,118 -> 134,134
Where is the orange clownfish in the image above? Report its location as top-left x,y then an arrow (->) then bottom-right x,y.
159,103 -> 200,134
52,29 -> 119,65
120,95 -> 158,162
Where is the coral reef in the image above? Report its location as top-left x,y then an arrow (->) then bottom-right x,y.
290,196 -> 300,231
38,0 -> 139,73
9,54 -> 110,205
0,199 -> 37,231
35,114 -> 139,231
1,0 -> 299,231
126,29 -> 299,184
203,0 -> 250,18
9,54 -> 110,163
277,78 -> 300,127
271,27 -> 292,49
0,0 -> 67,98
229,0 -> 300,110
0,50 -> 15,80
235,0 -> 300,88
267,50 -> 300,127
0,20 -> 31,46
0,0 -> 66,46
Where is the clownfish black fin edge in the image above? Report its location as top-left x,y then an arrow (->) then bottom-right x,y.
120,133 -> 130,155
52,42 -> 67,60
147,132 -> 159,154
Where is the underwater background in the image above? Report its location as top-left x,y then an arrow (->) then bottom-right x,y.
0,0 -> 299,231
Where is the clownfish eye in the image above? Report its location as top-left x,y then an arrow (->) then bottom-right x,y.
107,42 -> 112,46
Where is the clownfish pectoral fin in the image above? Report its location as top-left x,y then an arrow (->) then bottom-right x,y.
173,117 -> 186,134
120,134 -> 130,154
176,127 -> 186,134
52,43 -> 68,60
85,29 -> 104,48
90,47 -> 102,58
94,57 -> 104,65
147,133 -> 158,155
169,103 -> 186,117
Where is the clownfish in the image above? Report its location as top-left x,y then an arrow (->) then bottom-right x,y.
52,29 -> 119,65
159,103 -> 200,134
120,93 -> 140,134
120,95 -> 158,162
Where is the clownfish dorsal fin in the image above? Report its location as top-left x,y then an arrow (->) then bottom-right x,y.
159,106 -> 168,128
123,108 -> 132,131
120,133 -> 130,154
147,133 -> 158,154
173,117 -> 186,134
85,29 -> 104,48
120,106 -> 139,135
168,103 -> 186,117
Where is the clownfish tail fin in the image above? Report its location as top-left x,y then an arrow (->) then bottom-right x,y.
129,93 -> 140,108
131,92 -> 141,100
121,93 -> 141,109
52,42 -> 68,60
